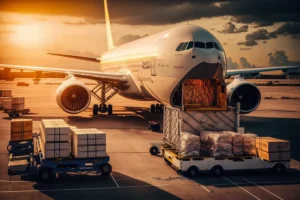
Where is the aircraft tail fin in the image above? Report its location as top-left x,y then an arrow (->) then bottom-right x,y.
104,0 -> 115,50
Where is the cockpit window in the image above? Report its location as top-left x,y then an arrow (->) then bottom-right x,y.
214,42 -> 223,52
194,42 -> 205,48
176,43 -> 184,51
187,41 -> 194,50
206,42 -> 214,49
180,42 -> 189,51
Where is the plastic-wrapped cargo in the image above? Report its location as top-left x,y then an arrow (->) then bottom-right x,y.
243,133 -> 258,155
10,119 -> 32,141
200,131 -> 233,157
71,127 -> 106,158
222,131 -> 244,156
179,132 -> 200,156
0,89 -> 12,97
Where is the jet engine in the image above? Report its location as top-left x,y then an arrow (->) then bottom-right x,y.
227,76 -> 261,114
56,77 -> 91,114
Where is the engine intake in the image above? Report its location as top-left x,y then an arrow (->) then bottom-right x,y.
227,77 -> 261,114
56,77 -> 91,114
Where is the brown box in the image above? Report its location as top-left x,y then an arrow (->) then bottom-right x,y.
10,119 -> 33,141
256,137 -> 290,152
258,150 -> 290,161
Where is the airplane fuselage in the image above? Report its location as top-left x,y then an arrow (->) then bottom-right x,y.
100,25 -> 227,106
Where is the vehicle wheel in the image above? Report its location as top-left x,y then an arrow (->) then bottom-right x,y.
155,104 -> 160,112
210,165 -> 223,176
8,113 -> 13,117
186,166 -> 199,178
100,163 -> 112,175
150,146 -> 159,155
93,104 -> 99,115
150,104 -> 155,113
39,168 -> 54,182
99,104 -> 103,113
107,104 -> 113,115
272,163 -> 285,174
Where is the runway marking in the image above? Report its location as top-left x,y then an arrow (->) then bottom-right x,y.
0,184 -> 169,193
110,174 -> 119,188
242,177 -> 283,200
223,176 -> 260,200
0,180 -> 28,183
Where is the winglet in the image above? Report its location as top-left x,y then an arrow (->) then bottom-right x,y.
104,0 -> 115,50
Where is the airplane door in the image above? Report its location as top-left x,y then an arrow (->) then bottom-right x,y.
150,57 -> 156,76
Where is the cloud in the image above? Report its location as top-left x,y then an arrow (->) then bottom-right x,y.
270,23 -> 300,37
240,57 -> 256,68
227,57 -> 239,69
0,29 -> 15,34
219,22 -> 248,33
262,41 -> 267,44
0,0 -> 299,25
246,29 -> 271,40
115,34 -> 148,46
49,49 -> 100,57
268,50 -> 300,66
227,56 -> 256,69
237,40 -> 257,46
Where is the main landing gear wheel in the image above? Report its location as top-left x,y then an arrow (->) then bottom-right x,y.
150,104 -> 155,113
155,104 -> 160,112
93,104 -> 99,115
100,163 -> 112,175
39,168 -> 54,182
107,104 -> 113,115
99,104 -> 108,113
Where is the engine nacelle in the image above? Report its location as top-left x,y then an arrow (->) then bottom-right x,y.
227,76 -> 261,114
56,77 -> 91,114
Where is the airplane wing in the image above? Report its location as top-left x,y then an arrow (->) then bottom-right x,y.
47,53 -> 100,63
0,64 -> 128,83
226,66 -> 299,76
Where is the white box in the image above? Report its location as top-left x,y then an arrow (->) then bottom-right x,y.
3,100 -> 12,109
40,140 -> 71,159
40,123 -> 70,142
72,128 -> 106,145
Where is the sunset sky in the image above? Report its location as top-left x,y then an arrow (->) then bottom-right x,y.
0,0 -> 299,72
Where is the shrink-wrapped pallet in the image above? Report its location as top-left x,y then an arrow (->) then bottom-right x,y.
10,119 -> 32,141
222,131 -> 244,156
71,127 -> 106,158
179,132 -> 200,156
200,131 -> 233,157
243,133 -> 258,155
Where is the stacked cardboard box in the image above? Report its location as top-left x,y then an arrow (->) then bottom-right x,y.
3,100 -> 12,110
10,119 -> 33,141
0,97 -> 11,108
71,127 -> 106,158
0,89 -> 12,97
11,97 -> 25,110
40,119 -> 71,159
256,137 -> 290,161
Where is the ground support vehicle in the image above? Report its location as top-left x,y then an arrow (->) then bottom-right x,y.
4,108 -> 30,117
7,135 -> 112,182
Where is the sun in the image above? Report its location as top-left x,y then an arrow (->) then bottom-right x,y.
11,23 -> 47,48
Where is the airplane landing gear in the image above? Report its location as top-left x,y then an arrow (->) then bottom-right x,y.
91,81 -> 118,115
150,104 -> 164,113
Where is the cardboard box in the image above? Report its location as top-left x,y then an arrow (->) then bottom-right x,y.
12,104 -> 25,111
256,137 -> 290,152
258,150 -> 290,161
0,97 -> 10,104
3,100 -> 12,110
71,128 -> 106,145
40,140 -> 71,159
0,89 -> 12,97
40,122 -> 70,142
10,119 -> 33,141
11,97 -> 25,104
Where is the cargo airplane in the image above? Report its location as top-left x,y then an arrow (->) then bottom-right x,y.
1,0 -> 299,114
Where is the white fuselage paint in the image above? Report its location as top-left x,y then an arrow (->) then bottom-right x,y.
100,25 -> 226,105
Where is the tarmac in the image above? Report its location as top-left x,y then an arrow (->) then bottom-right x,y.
0,79 -> 300,200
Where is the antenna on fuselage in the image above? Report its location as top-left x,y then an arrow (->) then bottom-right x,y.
104,0 -> 115,50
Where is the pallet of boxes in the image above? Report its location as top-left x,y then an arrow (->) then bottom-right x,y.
0,89 -> 12,110
39,119 -> 71,159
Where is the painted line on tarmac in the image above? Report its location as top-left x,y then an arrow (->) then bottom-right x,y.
242,177 -> 283,200
110,174 -> 120,188
0,180 -> 28,183
223,176 -> 260,200
0,184 -> 169,193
